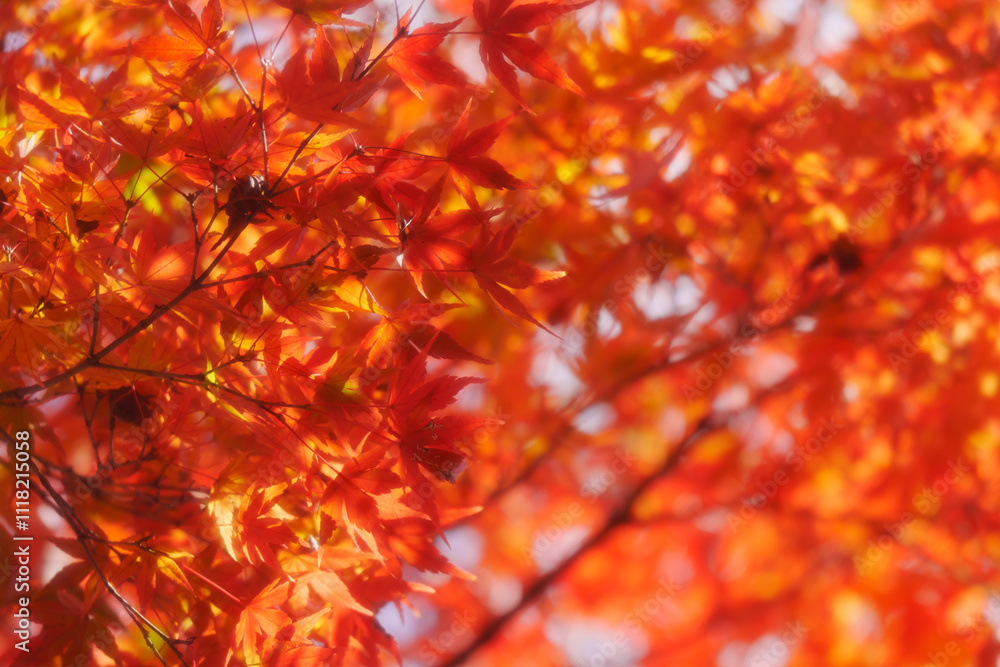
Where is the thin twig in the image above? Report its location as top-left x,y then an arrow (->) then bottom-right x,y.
89,283 -> 100,356
12,441 -> 193,666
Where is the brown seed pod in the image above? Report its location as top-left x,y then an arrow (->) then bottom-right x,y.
211,174 -> 275,251
225,174 -> 268,222
108,386 -> 154,425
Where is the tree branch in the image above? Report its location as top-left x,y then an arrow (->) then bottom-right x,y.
438,416 -> 713,667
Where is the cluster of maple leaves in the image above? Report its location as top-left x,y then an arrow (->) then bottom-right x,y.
2,0 -> 1000,665
0,0 -> 583,664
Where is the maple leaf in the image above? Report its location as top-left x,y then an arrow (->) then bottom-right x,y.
131,225 -> 191,298
102,117 -> 170,161
295,569 -> 371,615
320,448 -> 397,558
272,41 -> 381,123
231,580 -> 294,666
110,547 -> 193,612
110,34 -> 206,62
273,0 -> 373,25
467,223 -> 565,332
473,0 -> 594,106
357,135 -> 429,218
446,100 -> 531,208
54,61 -> 142,121
234,484 -> 299,569
392,175 -> 486,297
171,100 -> 255,165
361,302 -> 493,369
382,335 -> 489,486
164,0 -> 230,49
109,0 -> 231,61
0,315 -> 73,382
386,12 -> 467,98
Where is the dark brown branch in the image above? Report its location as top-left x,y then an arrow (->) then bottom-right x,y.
438,417 -> 713,667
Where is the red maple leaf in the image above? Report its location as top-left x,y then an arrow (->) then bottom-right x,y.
272,38 -> 381,124
384,335 -> 488,485
473,0 -> 594,106
446,100 -> 531,207
386,11 -> 467,98
468,222 -> 565,332
393,175 -> 489,297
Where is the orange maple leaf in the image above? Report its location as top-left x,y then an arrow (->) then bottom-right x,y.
109,0 -> 230,61
0,315 -> 71,382
273,0 -> 373,25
